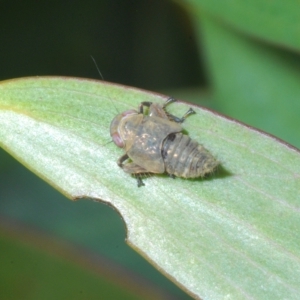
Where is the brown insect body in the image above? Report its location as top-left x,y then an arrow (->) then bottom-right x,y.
110,99 -> 218,186
162,132 -> 218,178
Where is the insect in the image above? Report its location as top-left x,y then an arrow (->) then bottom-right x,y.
110,97 -> 218,187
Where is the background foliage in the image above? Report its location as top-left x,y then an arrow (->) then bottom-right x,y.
0,0 -> 299,299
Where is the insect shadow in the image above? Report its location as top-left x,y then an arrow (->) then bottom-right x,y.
187,164 -> 232,183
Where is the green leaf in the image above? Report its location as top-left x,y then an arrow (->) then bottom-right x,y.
0,222 -> 163,300
180,0 -> 300,51
195,15 -> 300,149
0,77 -> 300,299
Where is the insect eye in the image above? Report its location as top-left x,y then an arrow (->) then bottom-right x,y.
111,132 -> 124,148
110,110 -> 137,149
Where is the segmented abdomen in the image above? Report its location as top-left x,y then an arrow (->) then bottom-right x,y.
162,133 -> 218,178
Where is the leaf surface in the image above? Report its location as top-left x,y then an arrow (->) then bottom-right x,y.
0,77 -> 300,299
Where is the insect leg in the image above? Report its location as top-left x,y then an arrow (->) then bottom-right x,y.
117,154 -> 148,186
177,108 -> 196,123
163,97 -> 182,122
118,155 -> 149,174
117,154 -> 130,168
164,97 -> 195,123
172,108 -> 195,123
163,97 -> 177,108
138,102 -> 153,114
136,176 -> 145,187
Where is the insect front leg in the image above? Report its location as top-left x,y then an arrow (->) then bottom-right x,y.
117,153 -> 129,168
117,154 -> 148,187
138,102 -> 153,114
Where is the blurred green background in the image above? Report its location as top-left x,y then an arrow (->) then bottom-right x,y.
0,0 -> 299,299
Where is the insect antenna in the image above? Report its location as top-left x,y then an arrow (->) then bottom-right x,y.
100,140 -> 114,147
90,55 -> 121,147
90,55 -> 119,114
90,55 -> 105,80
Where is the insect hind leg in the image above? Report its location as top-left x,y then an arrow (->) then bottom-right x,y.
164,97 -> 195,123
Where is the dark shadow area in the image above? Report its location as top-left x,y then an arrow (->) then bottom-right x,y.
212,164 -> 233,179
0,0 -> 206,91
